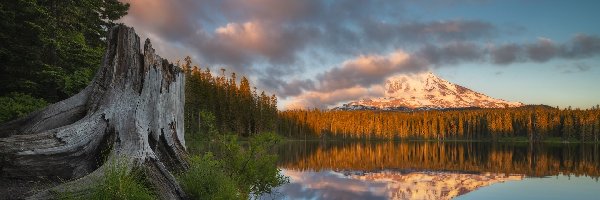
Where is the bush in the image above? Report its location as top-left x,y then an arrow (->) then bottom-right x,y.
216,132 -> 289,197
0,92 -> 47,123
181,132 -> 289,199
179,153 -> 240,200
245,132 -> 289,197
90,159 -> 155,200
185,110 -> 219,154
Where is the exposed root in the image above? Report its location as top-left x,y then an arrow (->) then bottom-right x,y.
0,25 -> 188,199
144,157 -> 188,200
0,112 -> 109,179
0,86 -> 91,138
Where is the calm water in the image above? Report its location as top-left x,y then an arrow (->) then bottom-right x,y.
260,141 -> 600,200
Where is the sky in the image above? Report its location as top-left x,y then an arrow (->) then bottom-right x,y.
119,0 -> 600,109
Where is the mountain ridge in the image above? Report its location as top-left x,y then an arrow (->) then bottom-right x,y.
334,72 -> 524,111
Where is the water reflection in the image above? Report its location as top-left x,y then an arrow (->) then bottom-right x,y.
456,175 -> 600,200
263,141 -> 600,200
264,170 -> 389,200
277,141 -> 600,177
262,170 -> 523,200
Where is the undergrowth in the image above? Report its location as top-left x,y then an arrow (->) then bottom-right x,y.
58,158 -> 155,200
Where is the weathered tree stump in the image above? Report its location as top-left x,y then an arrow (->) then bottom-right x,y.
0,25 -> 188,199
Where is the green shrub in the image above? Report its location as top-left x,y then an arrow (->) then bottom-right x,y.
185,110 -> 220,154
179,153 -> 240,200
0,92 -> 47,123
181,132 -> 289,199
244,132 -> 289,197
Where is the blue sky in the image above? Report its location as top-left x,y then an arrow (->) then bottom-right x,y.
120,0 -> 600,109
412,0 -> 600,108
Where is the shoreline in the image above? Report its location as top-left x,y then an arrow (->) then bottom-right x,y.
280,136 -> 600,144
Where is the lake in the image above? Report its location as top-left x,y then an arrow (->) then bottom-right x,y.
260,141 -> 600,200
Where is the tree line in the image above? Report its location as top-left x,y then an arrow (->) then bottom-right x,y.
182,56 -> 278,137
278,106 -> 600,142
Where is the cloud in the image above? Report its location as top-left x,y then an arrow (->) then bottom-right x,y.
261,78 -> 315,97
286,85 -> 385,110
416,42 -> 483,66
561,62 -> 593,74
574,63 -> 592,72
506,34 -> 600,64
118,1 -> 600,109
491,44 -> 522,65
282,35 -> 600,109
120,0 -> 199,41
268,50 -> 423,101
220,0 -> 324,23
120,0 -> 502,74
526,38 -> 558,62
265,170 -> 387,200
211,21 -> 318,65
316,51 -> 417,92
283,43 -> 482,109
397,20 -> 496,41
562,34 -> 600,58
358,20 -> 498,55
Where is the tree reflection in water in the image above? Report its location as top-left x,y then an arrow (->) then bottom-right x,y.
260,141 -> 600,200
277,141 -> 600,177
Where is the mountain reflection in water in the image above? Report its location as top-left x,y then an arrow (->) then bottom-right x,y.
260,141 -> 600,200
264,170 -> 522,200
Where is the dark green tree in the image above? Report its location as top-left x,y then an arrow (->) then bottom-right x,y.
0,0 -> 129,122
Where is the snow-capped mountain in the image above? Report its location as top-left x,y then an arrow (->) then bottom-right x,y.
334,72 -> 524,110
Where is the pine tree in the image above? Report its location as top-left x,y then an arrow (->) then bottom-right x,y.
0,0 -> 129,122
278,106 -> 600,142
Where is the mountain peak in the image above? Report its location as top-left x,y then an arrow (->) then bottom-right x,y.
336,72 -> 524,110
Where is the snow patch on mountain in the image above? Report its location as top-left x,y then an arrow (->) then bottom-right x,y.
335,72 -> 523,110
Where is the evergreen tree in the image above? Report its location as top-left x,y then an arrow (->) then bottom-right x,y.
0,0 -> 129,122
279,106 -> 600,142
182,59 -> 278,138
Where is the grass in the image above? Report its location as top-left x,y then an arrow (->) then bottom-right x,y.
91,159 -> 155,200
57,158 -> 155,200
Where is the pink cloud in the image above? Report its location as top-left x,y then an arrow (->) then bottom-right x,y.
285,85 -> 385,109
316,50 -> 422,92
214,21 -> 283,59
119,0 -> 195,40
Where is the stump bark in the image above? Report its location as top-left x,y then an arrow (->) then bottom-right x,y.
0,25 -> 188,199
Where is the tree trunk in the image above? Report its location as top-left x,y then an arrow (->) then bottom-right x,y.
0,25 -> 188,199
